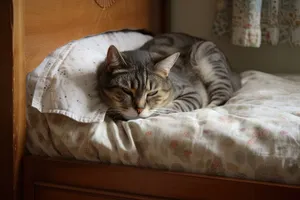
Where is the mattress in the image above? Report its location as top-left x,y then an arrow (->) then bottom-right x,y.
26,30 -> 300,185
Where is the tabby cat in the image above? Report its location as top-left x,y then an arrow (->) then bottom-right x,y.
97,32 -> 241,120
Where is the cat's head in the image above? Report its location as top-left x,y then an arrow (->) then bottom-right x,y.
97,45 -> 180,120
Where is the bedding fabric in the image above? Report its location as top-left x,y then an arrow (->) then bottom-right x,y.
29,29 -> 152,123
26,30 -> 300,185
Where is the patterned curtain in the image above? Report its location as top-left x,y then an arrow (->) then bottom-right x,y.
213,0 -> 300,47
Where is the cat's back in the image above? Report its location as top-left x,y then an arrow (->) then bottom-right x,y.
140,32 -> 204,56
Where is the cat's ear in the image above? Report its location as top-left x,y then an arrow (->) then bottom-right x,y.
154,52 -> 180,77
105,45 -> 126,72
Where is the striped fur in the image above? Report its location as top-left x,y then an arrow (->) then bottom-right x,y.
97,32 -> 241,120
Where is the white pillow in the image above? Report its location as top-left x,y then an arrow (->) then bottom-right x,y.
27,30 -> 153,123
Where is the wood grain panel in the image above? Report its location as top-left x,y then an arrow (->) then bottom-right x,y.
24,156 -> 300,200
34,183 -> 167,200
24,0 -> 163,74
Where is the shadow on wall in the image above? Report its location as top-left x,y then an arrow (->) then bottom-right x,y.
170,0 -> 300,74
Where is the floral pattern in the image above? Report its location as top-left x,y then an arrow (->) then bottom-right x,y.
213,0 -> 300,47
26,70 -> 300,185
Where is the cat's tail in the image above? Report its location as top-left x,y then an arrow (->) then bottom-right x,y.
231,72 -> 242,92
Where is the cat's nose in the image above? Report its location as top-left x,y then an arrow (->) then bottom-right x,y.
137,108 -> 144,114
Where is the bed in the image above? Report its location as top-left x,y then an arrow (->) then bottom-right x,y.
9,0 -> 300,199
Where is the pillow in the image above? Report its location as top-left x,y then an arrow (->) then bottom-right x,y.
27,29 -> 153,123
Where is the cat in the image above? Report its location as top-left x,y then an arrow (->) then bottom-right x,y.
97,32 -> 241,120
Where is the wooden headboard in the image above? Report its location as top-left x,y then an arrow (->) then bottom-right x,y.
12,0 -> 167,197
24,0 -> 165,74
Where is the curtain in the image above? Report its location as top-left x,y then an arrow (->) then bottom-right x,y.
213,0 -> 300,47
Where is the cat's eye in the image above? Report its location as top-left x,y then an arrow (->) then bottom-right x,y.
122,88 -> 132,95
148,91 -> 158,96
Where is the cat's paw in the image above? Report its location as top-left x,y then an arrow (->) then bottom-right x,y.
206,103 -> 217,108
152,108 -> 177,116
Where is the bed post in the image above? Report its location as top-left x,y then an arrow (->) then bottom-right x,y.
12,0 -> 26,199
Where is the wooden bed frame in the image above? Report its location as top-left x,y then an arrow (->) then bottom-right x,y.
1,0 -> 299,199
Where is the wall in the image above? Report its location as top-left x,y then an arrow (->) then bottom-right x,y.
170,0 -> 300,73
